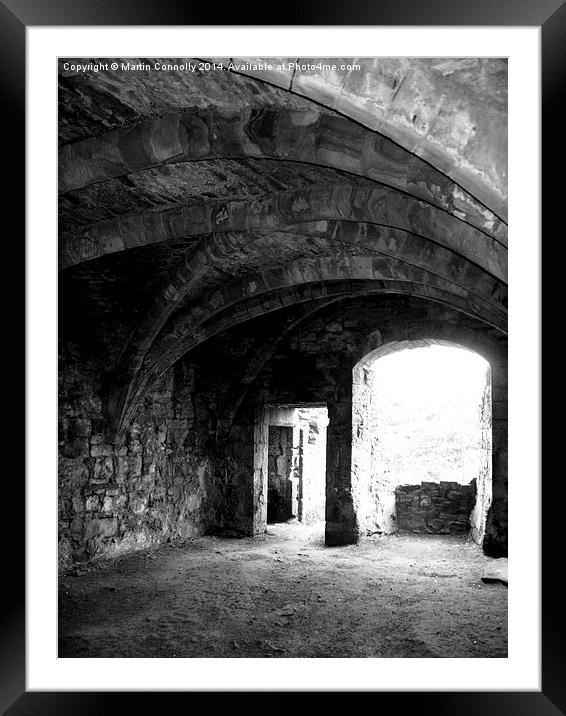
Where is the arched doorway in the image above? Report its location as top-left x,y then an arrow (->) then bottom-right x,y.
352,341 -> 492,544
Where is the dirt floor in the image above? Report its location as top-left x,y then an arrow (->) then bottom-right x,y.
58,522 -> 507,658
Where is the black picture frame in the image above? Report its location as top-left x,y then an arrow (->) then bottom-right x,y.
9,1 -> 557,712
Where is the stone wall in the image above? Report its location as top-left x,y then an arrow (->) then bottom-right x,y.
58,343 -> 219,571
395,481 -> 477,534
470,370 -> 493,543
483,360 -> 508,557
352,363 -> 396,535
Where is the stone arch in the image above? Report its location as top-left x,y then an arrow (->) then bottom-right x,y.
323,329 -> 506,555
114,220 -> 506,361
58,107 -> 505,240
351,339 -> 493,546
114,261 -> 507,435
59,179 -> 507,272
223,58 -> 508,219
106,222 -> 506,436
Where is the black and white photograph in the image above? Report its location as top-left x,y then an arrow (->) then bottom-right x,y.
57,55 -> 509,660
4,0 -> 553,704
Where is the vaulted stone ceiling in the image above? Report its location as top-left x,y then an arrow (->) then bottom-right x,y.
58,57 -> 507,435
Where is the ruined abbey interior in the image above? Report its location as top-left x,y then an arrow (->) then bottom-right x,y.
58,57 -> 508,659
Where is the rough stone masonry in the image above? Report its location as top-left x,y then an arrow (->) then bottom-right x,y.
396,481 -> 477,534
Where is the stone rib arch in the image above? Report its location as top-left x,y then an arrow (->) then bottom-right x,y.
221,58 -> 508,220
59,58 -> 507,220
157,254 -> 507,355
58,107 -> 506,241
59,181 -> 507,277
111,221 -> 507,401
206,297 -> 347,437
144,272 -> 506,385
115,262 -> 507,436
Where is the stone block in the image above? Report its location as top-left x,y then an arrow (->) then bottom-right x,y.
84,517 -> 118,539
85,495 -> 100,511
447,489 -> 466,499
131,496 -> 149,514
448,521 -> 469,533
115,495 -> 128,509
69,517 -> 83,534
72,497 -> 84,513
481,558 -> 508,585
92,456 -> 115,482
90,443 -> 114,457
61,437 -> 90,459
127,455 -> 143,476
58,459 -> 89,487
70,417 -> 92,437
426,518 -> 443,531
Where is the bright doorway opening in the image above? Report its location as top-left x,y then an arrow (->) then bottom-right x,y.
352,342 -> 492,543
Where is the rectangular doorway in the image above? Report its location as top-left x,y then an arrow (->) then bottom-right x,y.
267,426 -> 295,523
254,404 -> 328,533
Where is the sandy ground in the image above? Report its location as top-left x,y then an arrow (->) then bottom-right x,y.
58,522 -> 507,658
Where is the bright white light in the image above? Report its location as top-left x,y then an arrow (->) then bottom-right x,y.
372,345 -> 491,485
375,345 -> 489,408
